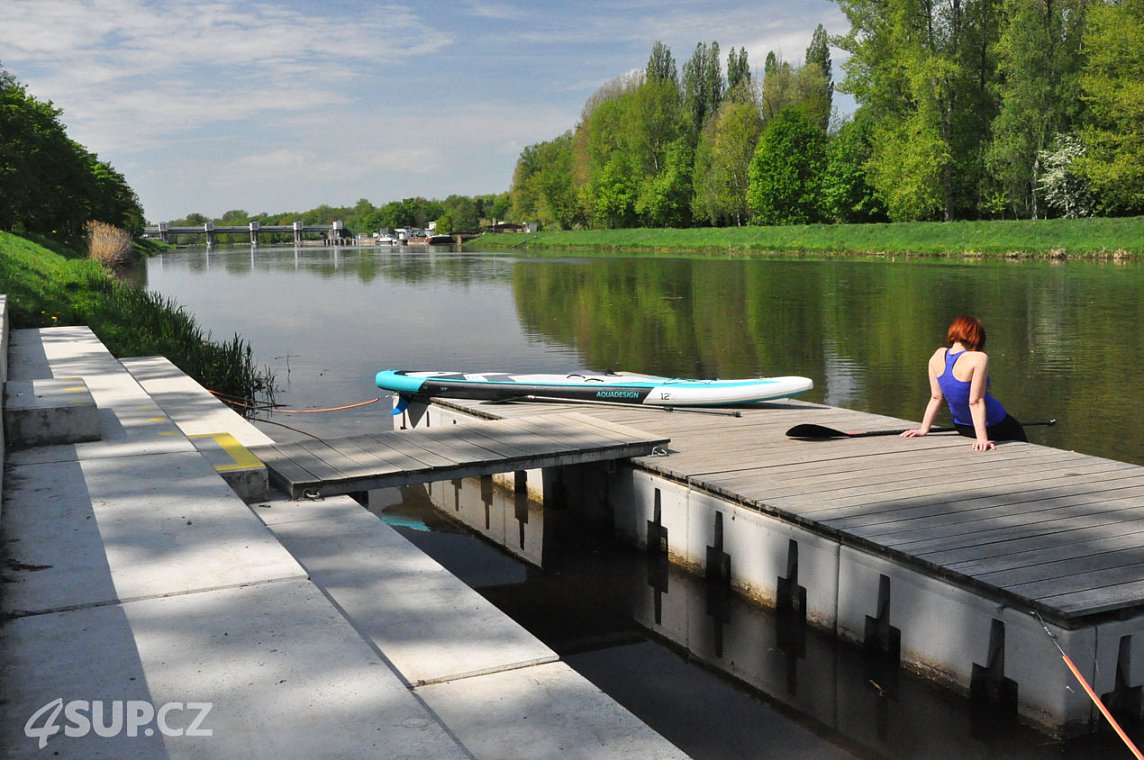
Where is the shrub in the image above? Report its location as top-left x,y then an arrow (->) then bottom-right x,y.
85,220 -> 134,268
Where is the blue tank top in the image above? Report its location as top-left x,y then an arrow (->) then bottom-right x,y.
937,350 -> 1007,427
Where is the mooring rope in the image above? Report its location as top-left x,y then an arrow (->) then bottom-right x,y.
208,389 -> 380,414
1032,611 -> 1143,759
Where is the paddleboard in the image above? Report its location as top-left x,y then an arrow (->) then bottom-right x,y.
375,369 -> 813,408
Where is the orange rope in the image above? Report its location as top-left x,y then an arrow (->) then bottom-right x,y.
267,398 -> 380,414
1034,612 -> 1143,759
207,390 -> 380,414
1060,651 -> 1144,759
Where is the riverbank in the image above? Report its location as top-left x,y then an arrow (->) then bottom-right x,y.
0,230 -> 272,406
476,216 -> 1144,258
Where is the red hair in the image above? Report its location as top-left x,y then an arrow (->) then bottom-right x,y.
947,315 -> 986,350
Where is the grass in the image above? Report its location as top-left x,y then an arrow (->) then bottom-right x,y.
1,230 -> 275,412
478,216 -> 1144,258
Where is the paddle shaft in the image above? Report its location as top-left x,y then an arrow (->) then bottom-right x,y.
489,394 -> 744,417
787,419 -> 1057,439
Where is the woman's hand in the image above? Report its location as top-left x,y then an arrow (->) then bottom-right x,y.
971,439 -> 996,452
900,429 -> 927,438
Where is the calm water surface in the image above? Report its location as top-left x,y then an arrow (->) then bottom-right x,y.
142,245 -> 1144,758
143,245 -> 1143,464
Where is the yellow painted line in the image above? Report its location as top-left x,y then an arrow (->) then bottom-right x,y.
147,416 -> 168,423
189,432 -> 264,472
63,386 -> 87,392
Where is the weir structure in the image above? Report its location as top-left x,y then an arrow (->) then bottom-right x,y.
142,220 -> 350,247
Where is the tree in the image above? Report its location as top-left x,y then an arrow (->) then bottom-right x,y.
693,100 -> 763,226
1076,0 -> 1144,214
636,138 -> 694,227
682,42 -> 724,130
0,66 -> 143,236
759,54 -> 794,122
626,77 -> 691,177
219,209 -> 250,224
591,154 -> 638,228
646,41 -> 678,87
570,73 -> 690,229
834,0 -> 1002,220
86,157 -> 144,234
747,108 -> 827,225
986,0 -> 1085,219
821,112 -> 888,222
440,194 -> 480,232
805,24 -> 834,128
760,54 -> 831,129
868,111 -> 950,221
1038,133 -> 1093,218
375,198 -> 441,229
726,47 -> 751,99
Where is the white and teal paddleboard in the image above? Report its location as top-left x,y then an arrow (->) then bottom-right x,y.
376,369 -> 813,408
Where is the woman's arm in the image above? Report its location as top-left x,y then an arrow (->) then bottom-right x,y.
901,351 -> 944,438
966,352 -> 995,451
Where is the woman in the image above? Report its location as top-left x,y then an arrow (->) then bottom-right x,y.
901,315 -> 1026,452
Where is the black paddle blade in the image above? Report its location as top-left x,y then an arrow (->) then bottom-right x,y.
785,423 -> 854,439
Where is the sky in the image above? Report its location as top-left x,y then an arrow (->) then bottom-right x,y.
1,0 -> 854,223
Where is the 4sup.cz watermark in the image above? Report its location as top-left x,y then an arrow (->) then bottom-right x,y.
24,698 -> 213,749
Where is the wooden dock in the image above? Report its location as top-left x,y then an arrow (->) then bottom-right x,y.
251,411 -> 669,499
419,395 -> 1144,735
443,398 -> 1144,624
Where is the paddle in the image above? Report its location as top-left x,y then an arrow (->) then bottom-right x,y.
786,419 -> 1057,439
488,394 -> 744,417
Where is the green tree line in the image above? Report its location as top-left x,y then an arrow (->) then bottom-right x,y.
511,0 -> 1142,230
0,66 -> 144,238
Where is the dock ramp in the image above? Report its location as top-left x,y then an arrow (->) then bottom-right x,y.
251,412 -> 669,499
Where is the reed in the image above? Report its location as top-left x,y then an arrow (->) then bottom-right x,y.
91,287 -> 278,414
85,220 -> 134,268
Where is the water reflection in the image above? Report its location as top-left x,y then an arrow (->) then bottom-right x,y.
377,476 -> 1131,759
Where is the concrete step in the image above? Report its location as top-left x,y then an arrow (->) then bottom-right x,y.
256,495 -> 689,759
3,377 -> 100,449
121,356 -> 272,503
188,431 -> 268,502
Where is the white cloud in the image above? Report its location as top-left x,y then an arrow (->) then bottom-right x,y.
2,0 -> 852,220
1,0 -> 450,149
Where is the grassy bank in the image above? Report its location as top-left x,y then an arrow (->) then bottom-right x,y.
0,230 -> 274,409
479,216 -> 1144,258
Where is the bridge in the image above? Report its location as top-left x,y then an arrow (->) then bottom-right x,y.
142,220 -> 351,247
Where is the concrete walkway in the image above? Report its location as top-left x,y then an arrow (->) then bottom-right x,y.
1,325 -> 687,758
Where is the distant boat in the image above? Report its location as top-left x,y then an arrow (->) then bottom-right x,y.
376,234 -> 397,245
426,234 -> 454,245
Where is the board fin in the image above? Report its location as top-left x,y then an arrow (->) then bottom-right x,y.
391,394 -> 411,416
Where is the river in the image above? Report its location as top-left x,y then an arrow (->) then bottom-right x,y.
142,244 -> 1144,757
